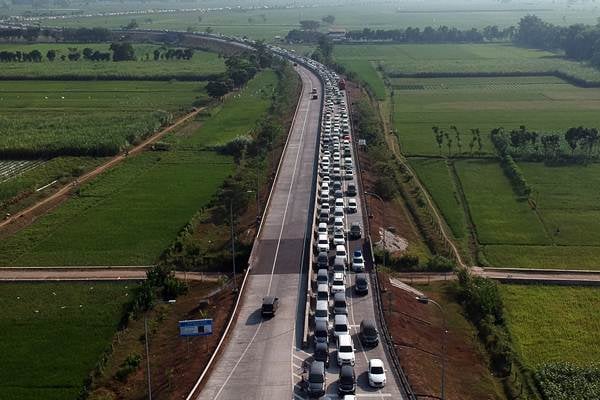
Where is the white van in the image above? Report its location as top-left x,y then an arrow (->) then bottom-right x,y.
314,300 -> 329,324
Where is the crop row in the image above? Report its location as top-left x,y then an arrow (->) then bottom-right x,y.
0,160 -> 45,183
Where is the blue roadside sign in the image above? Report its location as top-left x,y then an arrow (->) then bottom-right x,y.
179,319 -> 213,337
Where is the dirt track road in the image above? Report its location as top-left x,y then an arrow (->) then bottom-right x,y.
0,107 -> 203,238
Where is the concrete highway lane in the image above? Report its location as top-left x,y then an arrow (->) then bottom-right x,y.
196,64 -> 322,400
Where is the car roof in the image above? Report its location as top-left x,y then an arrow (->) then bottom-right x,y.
315,341 -> 328,351
356,273 -> 368,281
361,319 -> 376,329
317,269 -> 328,275
334,314 -> 348,323
316,300 -> 328,309
340,364 -> 354,376
317,283 -> 329,291
369,358 -> 384,367
310,361 -> 325,374
333,272 -> 344,280
315,319 -> 328,330
334,291 -> 346,301
338,333 -> 352,344
263,296 -> 276,304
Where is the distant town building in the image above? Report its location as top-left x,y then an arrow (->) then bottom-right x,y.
327,27 -> 347,41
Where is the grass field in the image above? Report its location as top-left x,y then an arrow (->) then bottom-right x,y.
392,75 -> 600,156
0,282 -> 131,400
410,158 -> 467,239
500,284 -> 600,368
0,43 -> 225,79
334,43 -> 600,84
0,80 -> 207,158
0,71 -> 275,267
37,3 -> 600,39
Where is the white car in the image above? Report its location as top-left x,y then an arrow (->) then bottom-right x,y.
368,359 -> 387,388
330,272 -> 345,294
342,396 -> 356,400
317,222 -> 328,236
336,333 -> 355,366
333,217 -> 344,231
333,229 -> 345,246
333,206 -> 344,220
352,252 -> 365,272
317,234 -> 329,253
345,169 -> 354,180
347,198 -> 357,213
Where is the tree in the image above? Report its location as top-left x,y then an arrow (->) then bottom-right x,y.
29,49 -> 42,62
82,47 -> 94,60
46,49 -> 57,62
153,49 -> 160,61
205,26 -> 213,34
317,35 -> 333,62
432,126 -> 443,155
110,42 -> 135,62
206,80 -> 231,99
322,15 -> 335,24
300,20 -> 320,31
123,19 -> 138,30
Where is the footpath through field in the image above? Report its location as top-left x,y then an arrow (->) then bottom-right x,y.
0,106 -> 205,237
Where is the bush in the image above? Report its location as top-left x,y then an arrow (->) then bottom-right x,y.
426,255 -> 455,272
114,353 -> 142,382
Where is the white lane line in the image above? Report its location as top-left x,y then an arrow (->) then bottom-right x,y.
213,323 -> 263,400
268,66 -> 311,294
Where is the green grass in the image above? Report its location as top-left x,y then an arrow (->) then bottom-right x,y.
500,284 -> 600,368
392,75 -> 600,156
37,4 -> 600,39
336,58 -> 386,100
455,159 -> 550,245
0,43 -> 225,79
484,245 -> 600,270
0,71 -> 276,267
410,158 -> 467,239
0,80 -> 207,157
0,282 -> 131,400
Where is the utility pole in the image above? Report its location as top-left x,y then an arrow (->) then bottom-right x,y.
144,313 -> 152,400
230,199 -> 237,292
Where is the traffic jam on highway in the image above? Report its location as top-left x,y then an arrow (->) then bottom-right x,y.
267,48 -> 395,399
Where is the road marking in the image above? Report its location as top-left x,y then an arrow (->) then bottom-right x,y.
268,66 -> 311,294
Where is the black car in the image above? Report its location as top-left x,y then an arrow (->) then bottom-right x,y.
355,273 -> 369,295
261,296 -> 280,318
359,319 -> 379,347
338,365 -> 356,395
316,251 -> 329,270
305,361 -> 326,398
346,183 -> 357,196
313,341 -> 330,368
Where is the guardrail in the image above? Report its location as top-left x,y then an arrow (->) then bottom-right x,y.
350,96 -> 417,400
184,40 -> 307,400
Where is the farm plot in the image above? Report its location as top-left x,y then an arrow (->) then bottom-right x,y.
38,4 -> 600,39
0,80 -> 207,158
0,71 -> 275,267
392,75 -> 600,156
0,43 -> 225,79
0,282 -> 131,400
500,284 -> 600,368
484,163 -> 600,269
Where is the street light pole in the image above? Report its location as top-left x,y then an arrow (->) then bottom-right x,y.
416,296 -> 447,400
364,191 -> 386,269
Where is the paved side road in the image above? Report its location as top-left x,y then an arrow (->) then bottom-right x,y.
195,64 -> 321,400
0,267 -> 221,282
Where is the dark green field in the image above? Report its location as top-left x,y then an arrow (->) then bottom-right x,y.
0,282 -> 131,400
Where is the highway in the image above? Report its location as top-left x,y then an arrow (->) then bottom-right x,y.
195,63 -> 322,400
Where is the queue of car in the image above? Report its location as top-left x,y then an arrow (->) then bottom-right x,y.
291,56 -> 385,399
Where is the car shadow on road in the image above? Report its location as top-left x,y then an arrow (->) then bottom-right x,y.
245,308 -> 263,326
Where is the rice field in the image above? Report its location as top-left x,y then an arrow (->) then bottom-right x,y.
0,71 -> 276,267
0,80 -> 207,158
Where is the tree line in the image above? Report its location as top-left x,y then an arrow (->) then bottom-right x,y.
431,125 -> 484,156
514,15 -> 600,68
0,27 -> 112,42
0,43 -> 195,63
346,25 -> 514,43
491,125 -> 600,164
205,42 -> 273,99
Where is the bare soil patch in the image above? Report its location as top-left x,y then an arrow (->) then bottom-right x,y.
89,279 -> 236,400
380,273 -> 507,400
